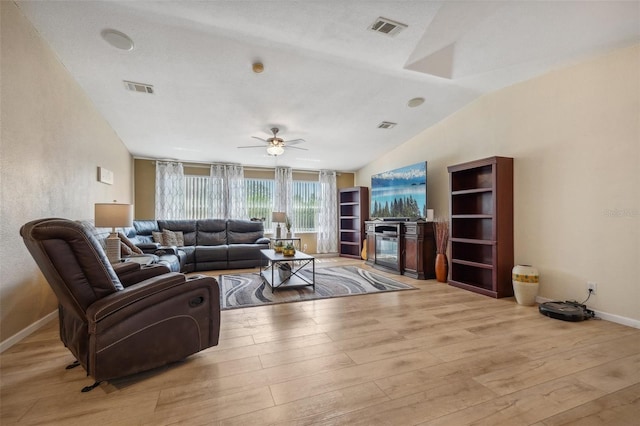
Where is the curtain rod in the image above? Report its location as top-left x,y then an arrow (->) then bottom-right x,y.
134,156 -> 344,175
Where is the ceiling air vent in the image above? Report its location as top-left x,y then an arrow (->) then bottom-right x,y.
369,17 -> 407,37
378,121 -> 397,129
123,80 -> 154,94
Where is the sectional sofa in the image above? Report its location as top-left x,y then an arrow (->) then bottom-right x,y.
124,219 -> 270,272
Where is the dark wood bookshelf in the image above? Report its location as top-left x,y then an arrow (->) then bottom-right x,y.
338,187 -> 369,258
447,156 -> 514,298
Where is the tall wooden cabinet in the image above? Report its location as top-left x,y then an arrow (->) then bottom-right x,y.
447,156 -> 514,298
339,187 -> 369,258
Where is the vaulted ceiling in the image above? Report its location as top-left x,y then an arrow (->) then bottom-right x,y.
16,1 -> 640,171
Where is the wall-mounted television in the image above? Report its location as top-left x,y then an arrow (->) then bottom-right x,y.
370,162 -> 427,219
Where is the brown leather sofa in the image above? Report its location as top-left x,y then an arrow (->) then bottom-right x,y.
20,218 -> 221,391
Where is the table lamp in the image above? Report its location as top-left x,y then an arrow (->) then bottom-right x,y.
272,211 -> 286,239
95,203 -> 133,263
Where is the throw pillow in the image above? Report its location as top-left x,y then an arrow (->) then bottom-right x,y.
152,231 -> 165,245
121,241 -> 134,256
161,229 -> 185,246
162,229 -> 180,246
174,231 -> 185,246
118,232 -> 144,255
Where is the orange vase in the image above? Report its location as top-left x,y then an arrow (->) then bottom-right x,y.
435,253 -> 448,283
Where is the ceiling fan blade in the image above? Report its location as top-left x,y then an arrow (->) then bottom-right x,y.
238,145 -> 266,149
251,136 -> 269,143
287,146 -> 308,151
285,138 -> 305,146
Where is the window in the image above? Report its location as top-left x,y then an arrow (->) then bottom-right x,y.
184,175 -> 321,232
184,175 -> 211,219
292,180 -> 320,232
245,178 -> 320,232
245,178 -> 275,228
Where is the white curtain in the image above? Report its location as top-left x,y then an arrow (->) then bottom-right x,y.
210,164 -> 226,219
317,170 -> 338,253
226,164 -> 247,219
155,161 -> 185,219
274,167 -> 293,229
210,164 -> 247,219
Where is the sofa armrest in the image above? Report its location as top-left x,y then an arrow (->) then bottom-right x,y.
87,273 -> 187,325
120,264 -> 172,287
136,242 -> 161,253
256,237 -> 270,245
112,261 -> 140,276
87,272 -> 219,330
154,245 -> 179,256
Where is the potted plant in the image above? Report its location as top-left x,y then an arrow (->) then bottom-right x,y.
433,218 -> 449,283
282,242 -> 296,256
274,240 -> 284,253
285,215 -> 292,238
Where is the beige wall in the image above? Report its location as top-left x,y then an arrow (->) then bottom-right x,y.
0,2 -> 134,343
133,159 -> 355,253
357,45 -> 640,322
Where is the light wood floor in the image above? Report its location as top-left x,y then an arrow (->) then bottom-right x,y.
2,257 -> 639,425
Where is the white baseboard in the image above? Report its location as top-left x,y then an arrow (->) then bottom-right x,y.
535,296 -> 640,329
0,310 -> 57,353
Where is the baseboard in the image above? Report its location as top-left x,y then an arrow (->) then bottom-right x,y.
0,310 -> 57,353
535,296 -> 640,329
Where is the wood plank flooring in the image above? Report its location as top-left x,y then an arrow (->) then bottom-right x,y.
2,257 -> 639,425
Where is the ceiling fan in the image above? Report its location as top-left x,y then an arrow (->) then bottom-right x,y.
238,127 -> 307,156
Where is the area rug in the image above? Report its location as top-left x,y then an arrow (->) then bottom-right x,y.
219,265 -> 417,309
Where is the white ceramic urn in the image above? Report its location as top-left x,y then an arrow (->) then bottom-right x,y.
512,264 -> 540,306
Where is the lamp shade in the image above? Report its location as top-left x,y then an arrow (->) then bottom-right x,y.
94,203 -> 133,228
267,145 -> 284,156
272,212 -> 286,223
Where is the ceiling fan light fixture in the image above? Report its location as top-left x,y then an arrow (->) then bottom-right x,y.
267,145 -> 284,156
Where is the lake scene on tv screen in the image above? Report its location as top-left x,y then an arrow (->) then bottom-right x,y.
371,162 -> 427,218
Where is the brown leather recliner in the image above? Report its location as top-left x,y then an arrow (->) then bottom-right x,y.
20,218 -> 221,391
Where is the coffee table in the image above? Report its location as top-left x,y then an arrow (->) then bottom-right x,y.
259,249 -> 315,292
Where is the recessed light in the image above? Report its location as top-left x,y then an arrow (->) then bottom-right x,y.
101,29 -> 134,51
408,97 -> 425,108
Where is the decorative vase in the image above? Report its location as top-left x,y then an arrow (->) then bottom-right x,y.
435,253 -> 448,283
361,239 -> 367,260
512,264 -> 539,306
283,247 -> 296,256
286,231 -> 292,238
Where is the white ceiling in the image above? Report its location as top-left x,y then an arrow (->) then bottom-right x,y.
16,1 -> 640,171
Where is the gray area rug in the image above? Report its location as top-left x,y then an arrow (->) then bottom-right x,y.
219,265 -> 417,309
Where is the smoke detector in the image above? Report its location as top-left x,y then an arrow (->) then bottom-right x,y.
369,17 -> 407,37
101,29 -> 134,51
